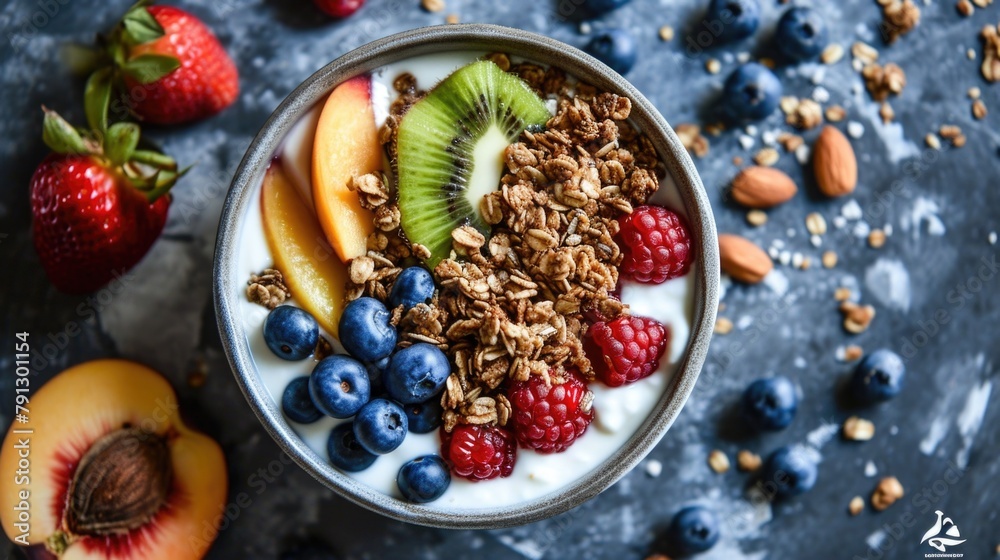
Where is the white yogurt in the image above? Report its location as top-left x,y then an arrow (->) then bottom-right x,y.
234,52 -> 694,509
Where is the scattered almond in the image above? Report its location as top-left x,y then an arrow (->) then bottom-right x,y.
737,450 -> 762,472
813,126 -> 858,198
957,0 -> 974,16
849,496 -> 865,516
714,317 -> 734,334
730,166 -> 798,208
843,416 -> 876,441
719,234 -> 773,284
708,450 -> 731,473
841,302 -> 876,334
871,476 -> 904,511
746,209 -> 768,227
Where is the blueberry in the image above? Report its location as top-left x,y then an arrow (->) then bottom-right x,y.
282,376 -> 322,424
384,343 -> 450,404
327,422 -> 377,472
353,398 -> 408,454
404,400 -> 443,434
850,349 -> 905,403
775,7 -> 828,62
264,306 -> 319,361
309,356 -> 371,418
584,29 -> 638,75
366,356 -> 390,396
742,376 -> 798,431
581,0 -> 632,15
388,267 -> 436,311
761,445 -> 819,497
397,455 -> 451,503
667,505 -> 720,555
338,297 -> 397,363
721,62 -> 782,123
706,0 -> 760,44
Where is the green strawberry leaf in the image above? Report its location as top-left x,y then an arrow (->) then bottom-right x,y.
105,122 -> 140,166
84,67 -> 113,134
121,53 -> 180,84
131,149 -> 177,170
42,109 -> 90,155
122,5 -> 164,45
61,43 -> 106,76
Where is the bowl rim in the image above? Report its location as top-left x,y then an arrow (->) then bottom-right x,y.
213,22 -> 719,529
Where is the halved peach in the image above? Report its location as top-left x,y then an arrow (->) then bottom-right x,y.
262,162 -> 349,336
311,75 -> 383,262
0,360 -> 227,560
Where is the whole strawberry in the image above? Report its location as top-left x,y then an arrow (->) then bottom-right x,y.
88,1 -> 238,125
31,109 -> 180,293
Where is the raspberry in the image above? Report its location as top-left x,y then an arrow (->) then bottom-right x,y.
585,315 -> 669,387
509,370 -> 595,454
617,204 -> 692,284
440,425 -> 516,481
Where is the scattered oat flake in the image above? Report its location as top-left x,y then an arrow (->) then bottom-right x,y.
845,345 -> 864,361
871,476 -> 904,511
706,58 -> 721,74
445,13 -> 459,24
969,86 -> 982,99
989,231 -> 997,245
708,450 -> 731,473
847,121 -> 865,138
747,209 -> 768,227
675,123 -> 710,157
737,450 -> 762,471
841,302 -> 876,334
806,212 -> 828,235
849,496 -> 865,516
825,105 -> 847,122
880,0 -> 921,43
645,459 -> 663,477
973,99 -> 988,120
925,133 -> 941,150
421,0 -> 445,12
844,416 -> 876,441
754,147 -> 780,166
823,251 -> 839,269
658,25 -> 675,41
822,43 -> 845,64
879,102 -> 895,123
714,317 -> 734,335
852,41 -> 879,64
968,48 -> 977,60
869,229 -> 887,248
982,24 -> 1000,82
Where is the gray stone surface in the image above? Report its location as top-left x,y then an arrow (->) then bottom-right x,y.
1,0 -> 999,558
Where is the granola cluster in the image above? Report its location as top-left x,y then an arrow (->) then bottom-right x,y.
246,268 -> 290,309
346,55 -> 663,432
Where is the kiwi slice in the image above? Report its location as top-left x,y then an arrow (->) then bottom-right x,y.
396,60 -> 551,265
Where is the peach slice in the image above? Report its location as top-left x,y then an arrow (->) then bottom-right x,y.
0,360 -> 227,560
311,75 -> 382,262
262,162 -> 349,337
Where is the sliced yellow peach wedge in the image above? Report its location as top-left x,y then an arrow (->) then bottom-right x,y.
311,75 -> 383,262
263,162 -> 348,336
0,359 -> 226,560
